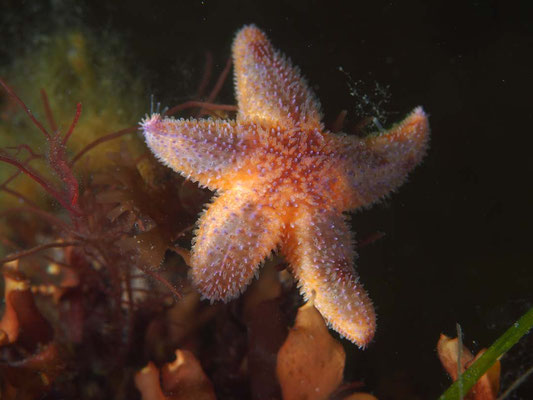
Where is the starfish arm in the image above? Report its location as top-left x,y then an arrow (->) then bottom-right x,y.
283,208 -> 376,347
191,187 -> 283,302
141,114 -> 252,190
233,25 -> 323,129
336,107 -> 430,209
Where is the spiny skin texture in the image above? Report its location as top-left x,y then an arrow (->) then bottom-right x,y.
141,25 -> 430,347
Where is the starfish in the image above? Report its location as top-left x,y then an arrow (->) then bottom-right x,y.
140,25 -> 429,347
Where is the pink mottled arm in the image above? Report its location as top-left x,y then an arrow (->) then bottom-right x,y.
283,208 -> 376,347
141,114 -> 252,191
232,25 -> 323,129
191,188 -> 283,302
337,107 -> 430,209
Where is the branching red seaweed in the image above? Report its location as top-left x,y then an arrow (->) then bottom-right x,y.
0,53 -> 241,398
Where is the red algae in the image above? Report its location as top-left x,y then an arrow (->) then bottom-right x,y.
0,76 -> 194,397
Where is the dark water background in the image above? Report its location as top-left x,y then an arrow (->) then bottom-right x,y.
1,1 -> 532,398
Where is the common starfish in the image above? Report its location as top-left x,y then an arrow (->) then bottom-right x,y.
141,25 -> 429,347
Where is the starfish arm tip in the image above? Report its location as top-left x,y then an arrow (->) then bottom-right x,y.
139,113 -> 162,134
413,105 -> 426,115
327,302 -> 377,348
